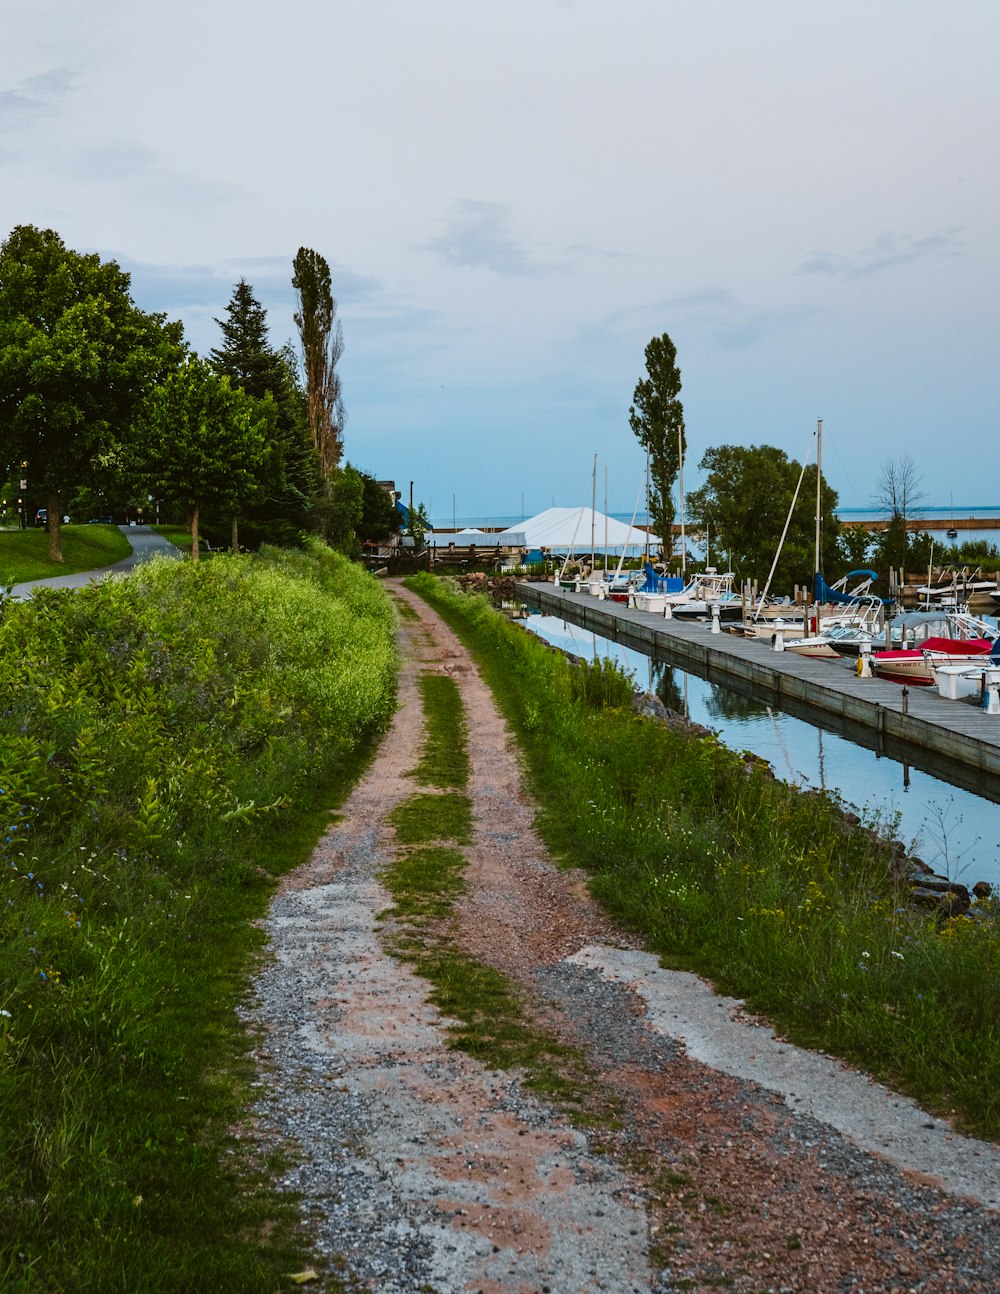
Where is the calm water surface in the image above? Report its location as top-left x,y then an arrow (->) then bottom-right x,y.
521,613 -> 1000,892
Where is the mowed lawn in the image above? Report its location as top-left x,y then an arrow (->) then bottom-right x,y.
0,525 -> 133,584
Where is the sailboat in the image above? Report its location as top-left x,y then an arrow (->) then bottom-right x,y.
739,421 -> 890,646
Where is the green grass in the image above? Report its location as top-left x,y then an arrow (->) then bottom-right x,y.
0,525 -> 132,583
150,524 -> 219,555
0,542 -> 397,1291
410,674 -> 470,789
390,791 -> 473,845
403,572 -> 1000,1142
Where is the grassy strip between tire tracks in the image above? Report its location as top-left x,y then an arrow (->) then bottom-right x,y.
380,667 -> 596,1112
0,541 -> 396,1292
403,572 -> 1000,1142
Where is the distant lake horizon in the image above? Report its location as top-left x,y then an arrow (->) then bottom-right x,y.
431,504 -> 1000,551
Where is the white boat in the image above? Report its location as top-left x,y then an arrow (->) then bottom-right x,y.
870,611 -> 999,685
915,569 -> 998,602
661,570 -> 741,618
781,597 -> 887,658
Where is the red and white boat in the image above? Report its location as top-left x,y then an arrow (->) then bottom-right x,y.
870,611 -> 999,685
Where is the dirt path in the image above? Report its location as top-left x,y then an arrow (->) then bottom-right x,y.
244,583 -> 1000,1293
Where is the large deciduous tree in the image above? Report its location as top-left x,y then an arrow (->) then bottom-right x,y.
210,279 -> 319,545
629,333 -> 685,551
136,357 -> 275,561
686,443 -> 840,594
292,248 -> 345,481
0,224 -> 184,561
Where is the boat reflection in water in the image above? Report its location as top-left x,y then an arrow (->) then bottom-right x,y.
519,612 -> 1000,893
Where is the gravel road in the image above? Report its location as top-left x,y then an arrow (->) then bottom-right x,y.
242,581 -> 999,1293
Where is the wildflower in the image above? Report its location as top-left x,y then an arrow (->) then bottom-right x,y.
860,950 -> 870,958
890,951 -> 904,960
0,1009 -> 11,1018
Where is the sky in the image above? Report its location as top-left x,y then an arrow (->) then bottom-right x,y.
4,0 -> 998,525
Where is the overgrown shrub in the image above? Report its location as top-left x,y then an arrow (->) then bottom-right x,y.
0,542 -> 395,1290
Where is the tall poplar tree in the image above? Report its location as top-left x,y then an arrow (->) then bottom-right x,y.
629,333 -> 685,552
292,248 -> 345,480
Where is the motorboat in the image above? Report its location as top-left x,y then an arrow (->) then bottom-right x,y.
737,570 -> 889,641
870,611 -> 999,685
657,570 -> 742,620
665,571 -> 742,619
780,596 -> 886,658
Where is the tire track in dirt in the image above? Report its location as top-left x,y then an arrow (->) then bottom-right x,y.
242,590 -> 651,1293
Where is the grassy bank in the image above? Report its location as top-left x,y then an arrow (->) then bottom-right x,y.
0,542 -> 396,1291
404,573 -> 1000,1141
0,525 -> 132,584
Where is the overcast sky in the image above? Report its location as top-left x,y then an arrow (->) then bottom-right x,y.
4,0 -> 998,523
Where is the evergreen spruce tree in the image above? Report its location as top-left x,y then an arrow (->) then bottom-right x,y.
210,279 -> 288,400
209,280 -> 319,546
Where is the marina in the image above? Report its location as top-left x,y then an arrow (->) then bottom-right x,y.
515,581 -> 1000,883
514,594 -> 1000,890
516,581 -> 1000,782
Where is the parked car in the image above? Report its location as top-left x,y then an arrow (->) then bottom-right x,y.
87,516 -> 116,524
34,508 -> 47,527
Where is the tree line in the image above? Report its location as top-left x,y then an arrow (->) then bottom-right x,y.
0,225 -> 398,562
628,332 -> 964,589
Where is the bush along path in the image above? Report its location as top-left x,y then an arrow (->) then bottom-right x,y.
244,581 -> 1000,1294
0,544 -> 398,1291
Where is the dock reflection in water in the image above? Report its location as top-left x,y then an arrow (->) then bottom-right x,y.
520,612 -> 1000,893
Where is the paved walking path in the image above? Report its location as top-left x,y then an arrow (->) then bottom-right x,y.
9,526 -> 179,599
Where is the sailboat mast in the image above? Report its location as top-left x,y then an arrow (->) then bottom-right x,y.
644,447 -> 650,565
604,467 -> 608,572
814,418 -> 823,576
590,451 -> 597,572
678,421 -> 686,578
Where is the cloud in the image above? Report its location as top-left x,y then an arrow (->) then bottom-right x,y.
0,66 -> 75,154
598,287 -> 812,351
112,252 -> 403,360
70,139 -> 157,182
421,200 -> 553,277
797,229 -> 965,280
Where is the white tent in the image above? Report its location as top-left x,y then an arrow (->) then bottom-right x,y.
518,507 -> 660,555
438,527 -> 528,547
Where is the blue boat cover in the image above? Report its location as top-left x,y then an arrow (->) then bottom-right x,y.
813,570 -> 892,605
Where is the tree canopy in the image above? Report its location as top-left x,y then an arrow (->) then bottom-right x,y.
0,224 -> 184,560
686,443 -> 840,594
629,333 -> 685,551
135,357 -> 275,560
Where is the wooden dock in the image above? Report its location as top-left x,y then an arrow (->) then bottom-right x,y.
515,581 -> 1000,796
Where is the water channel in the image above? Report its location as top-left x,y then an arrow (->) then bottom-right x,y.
518,611 -> 1000,893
